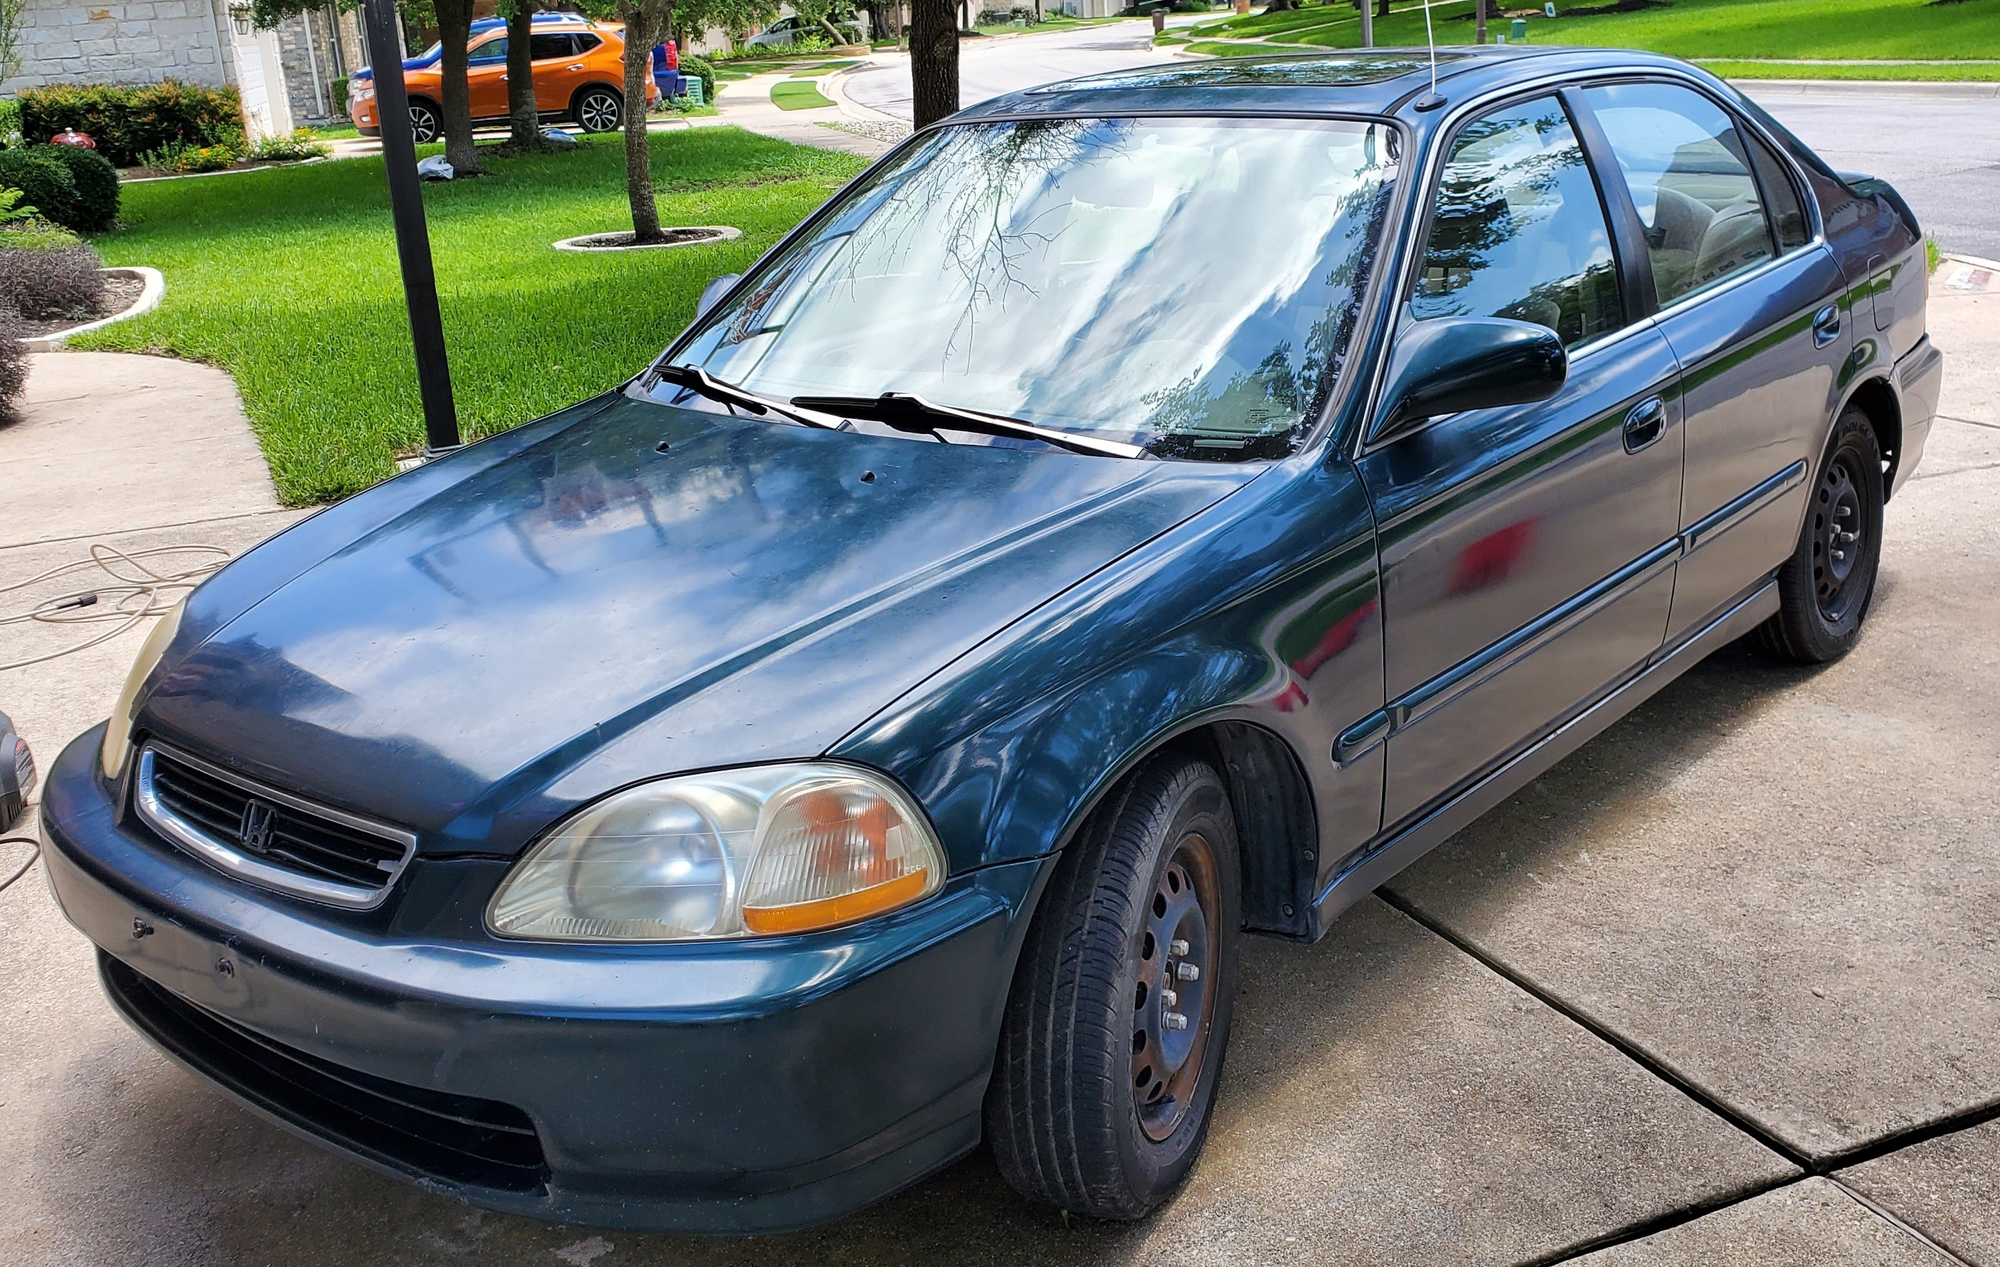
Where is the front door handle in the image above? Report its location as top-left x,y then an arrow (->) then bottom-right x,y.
1623,395 -> 1666,453
1813,303 -> 1841,348
567,63 -> 586,71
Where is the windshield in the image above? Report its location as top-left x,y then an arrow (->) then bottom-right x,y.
666,116 -> 1401,460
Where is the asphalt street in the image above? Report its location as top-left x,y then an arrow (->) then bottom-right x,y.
845,23 -> 2000,261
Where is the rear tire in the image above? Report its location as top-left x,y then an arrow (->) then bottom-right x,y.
407,100 -> 440,144
574,87 -> 624,134
1753,404 -> 1884,663
987,753 -> 1240,1220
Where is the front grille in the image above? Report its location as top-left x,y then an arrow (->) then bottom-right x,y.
101,954 -> 549,1193
133,742 -> 416,909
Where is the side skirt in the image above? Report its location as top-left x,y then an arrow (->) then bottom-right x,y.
1306,578 -> 1780,937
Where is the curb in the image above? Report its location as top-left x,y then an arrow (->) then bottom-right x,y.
23,266 -> 165,351
1726,78 -> 2000,99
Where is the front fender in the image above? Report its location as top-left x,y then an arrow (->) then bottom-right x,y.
836,456 -> 1386,897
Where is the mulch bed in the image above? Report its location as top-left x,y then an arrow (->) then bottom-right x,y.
560,228 -> 733,250
19,273 -> 146,339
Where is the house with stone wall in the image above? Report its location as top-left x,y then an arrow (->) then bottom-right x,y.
2,0 -> 378,135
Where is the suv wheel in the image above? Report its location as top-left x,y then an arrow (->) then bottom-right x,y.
1754,404 -> 1885,663
575,87 -> 623,133
407,100 -> 440,144
987,752 -> 1240,1219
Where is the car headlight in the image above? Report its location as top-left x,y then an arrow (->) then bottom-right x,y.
487,763 -> 946,941
100,596 -> 186,780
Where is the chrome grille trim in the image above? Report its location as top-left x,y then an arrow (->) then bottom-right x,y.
133,742 -> 418,910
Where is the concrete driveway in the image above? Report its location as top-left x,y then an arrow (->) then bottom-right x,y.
2,288 -> 1997,1262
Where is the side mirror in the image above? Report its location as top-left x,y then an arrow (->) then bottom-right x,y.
1370,317 -> 1568,445
696,273 -> 742,321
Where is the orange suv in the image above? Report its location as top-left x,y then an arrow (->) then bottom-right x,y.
349,14 -> 658,142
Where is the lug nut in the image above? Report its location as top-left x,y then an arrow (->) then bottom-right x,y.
1170,939 -> 1189,957
1176,962 -> 1200,982
1163,1012 -> 1188,1031
1161,988 -> 1178,1008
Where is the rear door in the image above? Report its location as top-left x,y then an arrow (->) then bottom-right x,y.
1357,93 -> 1685,829
1574,80 -> 1845,640
533,32 -> 586,113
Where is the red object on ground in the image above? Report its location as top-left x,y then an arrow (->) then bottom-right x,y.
49,128 -> 96,149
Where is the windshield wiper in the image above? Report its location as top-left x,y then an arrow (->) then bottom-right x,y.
652,364 -> 843,431
790,392 -> 1148,460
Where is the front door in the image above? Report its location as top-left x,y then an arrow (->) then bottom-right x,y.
467,35 -> 510,120
1357,93 -> 1686,828
1575,80 -> 1849,639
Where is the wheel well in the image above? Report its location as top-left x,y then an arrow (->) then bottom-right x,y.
1165,722 -> 1317,940
1844,376 -> 1903,500
571,82 -> 622,112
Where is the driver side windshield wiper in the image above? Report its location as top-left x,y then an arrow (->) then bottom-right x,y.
789,392 -> 1148,460
651,364 -> 844,431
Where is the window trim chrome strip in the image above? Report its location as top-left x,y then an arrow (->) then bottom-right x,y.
132,742 -> 418,911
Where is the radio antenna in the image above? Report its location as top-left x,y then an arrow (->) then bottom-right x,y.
1423,0 -> 1439,96
1414,0 -> 1447,110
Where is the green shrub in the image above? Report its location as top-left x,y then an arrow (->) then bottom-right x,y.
0,150 -> 80,232
0,299 -> 29,416
248,128 -> 332,162
38,144 -> 119,231
681,54 -> 718,103
0,99 -> 21,147
138,139 -> 241,174
0,226 -> 105,320
18,80 -> 245,168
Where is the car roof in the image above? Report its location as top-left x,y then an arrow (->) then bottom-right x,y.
470,11 -> 594,33
953,46 -> 1722,128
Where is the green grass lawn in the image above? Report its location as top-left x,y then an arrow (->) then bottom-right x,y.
74,128 -> 864,504
770,79 -> 837,109
1193,0 -> 2000,64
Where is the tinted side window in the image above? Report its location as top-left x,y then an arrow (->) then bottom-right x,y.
573,33 -> 602,53
531,33 -> 576,60
1743,130 -> 1810,251
1412,95 -> 1623,349
469,36 -> 507,64
1582,82 -> 1776,305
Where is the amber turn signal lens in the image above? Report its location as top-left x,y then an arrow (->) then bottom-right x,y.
741,868 -> 933,935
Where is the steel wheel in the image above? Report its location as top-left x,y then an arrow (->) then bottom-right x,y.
1811,441 -> 1871,624
576,88 -> 623,133
407,101 -> 440,144
1131,832 -> 1221,1143
988,753 -> 1241,1220
1753,403 -> 1884,664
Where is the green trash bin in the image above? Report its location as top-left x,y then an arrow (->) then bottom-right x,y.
1511,17 -> 1527,41
685,77 -> 704,108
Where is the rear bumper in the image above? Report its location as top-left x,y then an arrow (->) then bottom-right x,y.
39,726 -> 1044,1232
1891,334 -> 1944,498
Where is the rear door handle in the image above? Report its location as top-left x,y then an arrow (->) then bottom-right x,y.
1813,303 -> 1841,348
1623,395 -> 1666,453
568,63 -> 586,70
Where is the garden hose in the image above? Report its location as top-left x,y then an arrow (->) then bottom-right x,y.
0,836 -> 37,893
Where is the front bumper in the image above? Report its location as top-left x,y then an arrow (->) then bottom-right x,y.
40,726 -> 1044,1232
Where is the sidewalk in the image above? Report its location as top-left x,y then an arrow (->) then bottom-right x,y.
0,353 -> 305,811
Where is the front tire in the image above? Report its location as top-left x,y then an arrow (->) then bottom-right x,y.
1754,404 -> 1884,663
574,87 -> 624,134
987,753 -> 1240,1219
407,100 -> 440,144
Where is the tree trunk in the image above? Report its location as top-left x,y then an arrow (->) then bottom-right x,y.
909,0 -> 957,129
620,5 -> 665,243
1377,0 -> 1390,18
1264,0 -> 1296,11
505,3 -> 544,149
435,0 -> 484,175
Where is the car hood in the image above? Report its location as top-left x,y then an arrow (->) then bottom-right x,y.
138,394 -> 1254,856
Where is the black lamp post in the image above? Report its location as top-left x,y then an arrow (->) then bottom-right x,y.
361,0 -> 461,458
